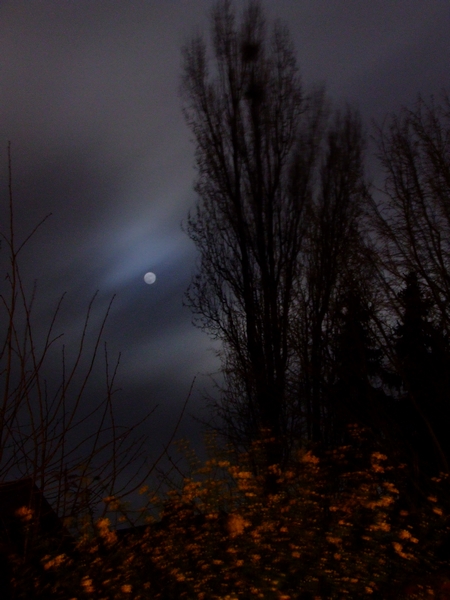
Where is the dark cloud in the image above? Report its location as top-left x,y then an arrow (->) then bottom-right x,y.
1,0 -> 449,476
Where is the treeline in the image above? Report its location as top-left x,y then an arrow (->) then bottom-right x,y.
182,0 -> 450,496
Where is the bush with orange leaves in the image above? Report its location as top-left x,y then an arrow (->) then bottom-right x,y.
12,427 -> 450,599
126,429 -> 449,599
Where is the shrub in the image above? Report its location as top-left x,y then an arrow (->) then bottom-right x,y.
23,427 -> 450,599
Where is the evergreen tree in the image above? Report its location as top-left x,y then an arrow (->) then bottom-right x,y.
391,272 -> 450,476
328,287 -> 389,446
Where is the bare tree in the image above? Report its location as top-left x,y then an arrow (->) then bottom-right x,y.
372,93 -> 450,331
182,0 -> 370,474
0,145 -> 155,541
294,109 -> 369,445
182,0 -> 312,472
370,93 -> 450,475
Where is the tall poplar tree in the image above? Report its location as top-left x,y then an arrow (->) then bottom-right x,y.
182,0 -> 308,470
182,0 -> 368,472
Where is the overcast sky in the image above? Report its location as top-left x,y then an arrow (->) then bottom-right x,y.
0,1 -> 449,480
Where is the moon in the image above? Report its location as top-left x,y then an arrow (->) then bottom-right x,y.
144,272 -> 156,285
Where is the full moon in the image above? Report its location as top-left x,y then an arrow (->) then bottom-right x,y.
144,272 -> 156,285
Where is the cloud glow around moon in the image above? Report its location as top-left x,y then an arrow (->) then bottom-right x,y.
144,272 -> 156,284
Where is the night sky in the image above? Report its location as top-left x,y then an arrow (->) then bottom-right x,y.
1,1 -> 449,478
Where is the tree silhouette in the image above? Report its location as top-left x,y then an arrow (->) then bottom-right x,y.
390,272 -> 450,477
372,93 -> 450,336
327,287 -> 388,445
182,0 -> 308,473
293,110 -> 369,445
367,92 -> 450,481
182,1 -> 369,475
